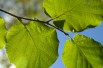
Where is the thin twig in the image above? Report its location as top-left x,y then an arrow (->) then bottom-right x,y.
0,9 -> 46,23
0,8 -> 74,40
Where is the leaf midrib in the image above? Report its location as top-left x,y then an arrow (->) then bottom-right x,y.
76,44 -> 93,68
52,1 -> 83,20
24,25 -> 55,63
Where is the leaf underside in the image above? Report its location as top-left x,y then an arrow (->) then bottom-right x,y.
62,34 -> 103,68
6,21 -> 59,68
43,0 -> 103,32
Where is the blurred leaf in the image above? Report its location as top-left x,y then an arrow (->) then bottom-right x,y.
43,0 -> 103,32
0,18 -> 7,48
6,21 -> 59,68
62,34 -> 103,68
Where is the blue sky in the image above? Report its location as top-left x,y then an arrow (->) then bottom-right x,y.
51,22 -> 103,68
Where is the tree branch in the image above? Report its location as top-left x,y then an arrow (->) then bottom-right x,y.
0,9 -> 46,23
0,8 -> 73,40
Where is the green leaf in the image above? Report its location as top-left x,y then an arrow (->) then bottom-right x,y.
6,21 -> 59,68
0,18 -> 7,48
62,34 -> 103,68
43,0 -> 103,32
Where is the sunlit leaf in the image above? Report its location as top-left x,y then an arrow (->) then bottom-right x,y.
6,21 -> 59,68
62,34 -> 103,68
43,0 -> 103,32
0,18 -> 7,48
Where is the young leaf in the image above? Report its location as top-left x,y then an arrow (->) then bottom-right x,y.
0,18 -> 7,48
43,0 -> 103,32
6,21 -> 59,68
62,34 -> 103,68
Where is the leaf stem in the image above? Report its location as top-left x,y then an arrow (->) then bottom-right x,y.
0,8 -> 74,40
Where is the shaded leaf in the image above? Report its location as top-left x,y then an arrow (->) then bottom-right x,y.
44,8 -> 51,17
0,18 -> 7,48
6,21 -> 59,68
62,34 -> 103,68
54,20 -> 65,29
43,0 -> 103,32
